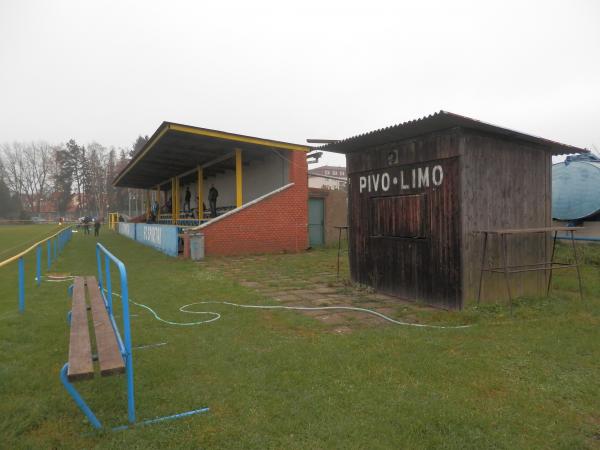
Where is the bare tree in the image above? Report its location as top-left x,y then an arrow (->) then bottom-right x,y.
1,142 -> 26,202
1,142 -> 54,214
24,142 -> 53,213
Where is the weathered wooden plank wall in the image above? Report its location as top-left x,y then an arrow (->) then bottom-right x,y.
347,130 -> 462,309
460,130 -> 551,304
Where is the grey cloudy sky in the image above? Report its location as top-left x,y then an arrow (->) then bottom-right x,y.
0,0 -> 598,166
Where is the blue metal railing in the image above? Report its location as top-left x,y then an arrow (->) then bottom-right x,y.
60,243 -> 209,430
0,226 -> 73,313
95,242 -> 136,424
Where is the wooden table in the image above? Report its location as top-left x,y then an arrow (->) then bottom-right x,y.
476,227 -> 584,312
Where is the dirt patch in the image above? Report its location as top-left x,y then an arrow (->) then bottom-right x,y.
212,254 -> 441,331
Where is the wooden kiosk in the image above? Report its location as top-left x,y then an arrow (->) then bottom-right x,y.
321,111 -> 588,309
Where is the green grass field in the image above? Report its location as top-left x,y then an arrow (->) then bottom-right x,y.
1,228 -> 600,449
0,224 -> 64,258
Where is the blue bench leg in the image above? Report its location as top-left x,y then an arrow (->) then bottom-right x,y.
60,363 -> 102,429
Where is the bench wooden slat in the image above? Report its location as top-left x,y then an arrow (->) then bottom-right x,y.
86,276 -> 125,377
68,277 -> 94,381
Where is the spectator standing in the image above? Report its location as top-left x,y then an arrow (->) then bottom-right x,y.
184,187 -> 191,212
208,184 -> 219,218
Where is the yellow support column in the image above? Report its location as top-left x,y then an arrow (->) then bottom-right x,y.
197,167 -> 203,220
171,178 -> 175,224
235,148 -> 243,208
145,190 -> 151,221
174,176 -> 180,224
155,185 -> 160,223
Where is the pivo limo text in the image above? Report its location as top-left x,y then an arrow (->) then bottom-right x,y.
359,164 -> 444,194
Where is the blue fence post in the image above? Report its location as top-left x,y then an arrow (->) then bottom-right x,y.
96,245 -> 103,292
47,239 -> 51,269
119,263 -> 135,424
54,238 -> 57,261
105,254 -> 112,315
36,245 -> 41,286
18,257 -> 25,313
96,243 -> 136,424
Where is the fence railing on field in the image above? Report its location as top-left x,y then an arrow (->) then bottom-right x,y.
61,242 -> 208,430
0,226 -> 74,313
95,242 -> 136,424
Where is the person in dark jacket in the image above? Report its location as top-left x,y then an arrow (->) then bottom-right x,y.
94,219 -> 101,236
184,187 -> 191,212
208,185 -> 219,218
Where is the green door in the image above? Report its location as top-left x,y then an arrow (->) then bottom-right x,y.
308,198 -> 324,247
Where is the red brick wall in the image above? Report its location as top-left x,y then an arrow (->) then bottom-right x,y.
200,150 -> 308,256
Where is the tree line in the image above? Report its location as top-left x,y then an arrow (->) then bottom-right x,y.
0,136 -> 148,219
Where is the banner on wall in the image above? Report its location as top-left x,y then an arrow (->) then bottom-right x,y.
117,222 -> 136,240
135,224 -> 179,257
117,223 -> 179,257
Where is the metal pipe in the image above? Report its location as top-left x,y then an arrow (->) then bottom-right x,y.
111,407 -> 209,432
18,257 -> 24,313
95,245 -> 103,292
556,235 -> 600,242
36,245 -> 41,286
59,364 -> 102,429
105,254 -> 113,315
96,243 -> 136,424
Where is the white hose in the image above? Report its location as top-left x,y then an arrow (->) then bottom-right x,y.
108,290 -> 471,330
131,299 -> 221,326
44,275 -> 77,282
181,301 -> 472,329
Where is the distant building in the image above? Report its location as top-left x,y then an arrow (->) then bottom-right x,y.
308,165 -> 347,191
22,193 -> 81,220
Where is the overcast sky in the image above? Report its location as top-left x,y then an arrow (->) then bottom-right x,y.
0,0 -> 598,166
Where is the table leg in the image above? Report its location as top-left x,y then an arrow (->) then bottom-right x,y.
570,230 -> 584,301
336,228 -> 342,279
501,234 -> 513,314
546,231 -> 557,296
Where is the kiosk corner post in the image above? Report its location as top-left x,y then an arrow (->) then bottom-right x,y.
18,257 -> 24,313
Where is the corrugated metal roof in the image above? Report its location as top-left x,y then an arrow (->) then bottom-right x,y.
318,111 -> 588,155
113,121 -> 311,188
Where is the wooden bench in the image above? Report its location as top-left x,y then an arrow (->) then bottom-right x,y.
61,243 -> 208,429
68,276 -> 125,381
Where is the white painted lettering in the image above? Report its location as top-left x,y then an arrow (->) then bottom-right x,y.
359,176 -> 367,193
359,163 -> 444,194
372,174 -> 380,191
418,167 -> 429,188
432,165 -> 444,186
381,173 -> 390,191
400,171 -> 409,189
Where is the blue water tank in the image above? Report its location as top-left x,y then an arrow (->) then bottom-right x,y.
552,155 -> 600,220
